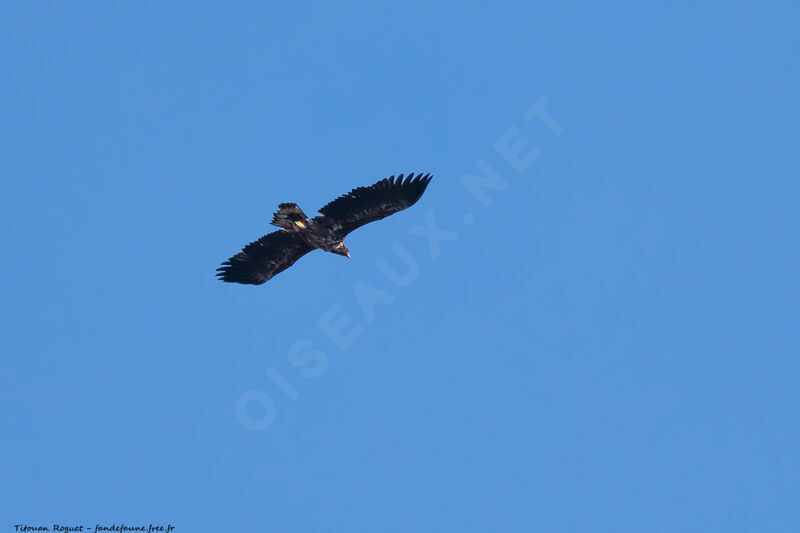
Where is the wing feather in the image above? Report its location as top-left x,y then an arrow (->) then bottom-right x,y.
318,173 -> 432,236
216,230 -> 314,285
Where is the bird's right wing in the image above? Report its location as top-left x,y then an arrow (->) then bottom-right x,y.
216,230 -> 315,285
317,173 -> 432,237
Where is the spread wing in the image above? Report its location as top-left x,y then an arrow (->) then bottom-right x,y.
216,230 -> 315,285
318,173 -> 432,237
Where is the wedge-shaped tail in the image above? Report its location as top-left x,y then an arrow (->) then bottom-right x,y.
271,202 -> 310,231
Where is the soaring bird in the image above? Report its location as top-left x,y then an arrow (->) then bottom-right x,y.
217,173 -> 432,285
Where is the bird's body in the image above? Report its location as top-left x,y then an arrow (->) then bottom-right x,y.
217,173 -> 432,285
270,204 -> 345,253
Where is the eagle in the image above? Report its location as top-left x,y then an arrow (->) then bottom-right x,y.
217,173 -> 432,285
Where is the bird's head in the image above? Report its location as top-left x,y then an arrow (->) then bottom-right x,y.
333,242 -> 350,259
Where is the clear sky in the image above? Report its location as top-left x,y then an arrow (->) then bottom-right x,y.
2,2 -> 798,532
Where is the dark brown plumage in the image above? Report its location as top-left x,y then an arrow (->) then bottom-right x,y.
217,173 -> 432,285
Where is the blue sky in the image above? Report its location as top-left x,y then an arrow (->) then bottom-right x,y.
2,2 -> 798,531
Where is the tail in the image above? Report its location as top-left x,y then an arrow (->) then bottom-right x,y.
271,203 -> 311,230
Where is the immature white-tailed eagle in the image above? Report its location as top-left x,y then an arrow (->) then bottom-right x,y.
217,173 -> 432,285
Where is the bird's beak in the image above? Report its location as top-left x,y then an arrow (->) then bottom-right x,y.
346,250 -> 351,259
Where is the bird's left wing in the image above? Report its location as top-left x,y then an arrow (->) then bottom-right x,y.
216,230 -> 315,285
318,173 -> 432,237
